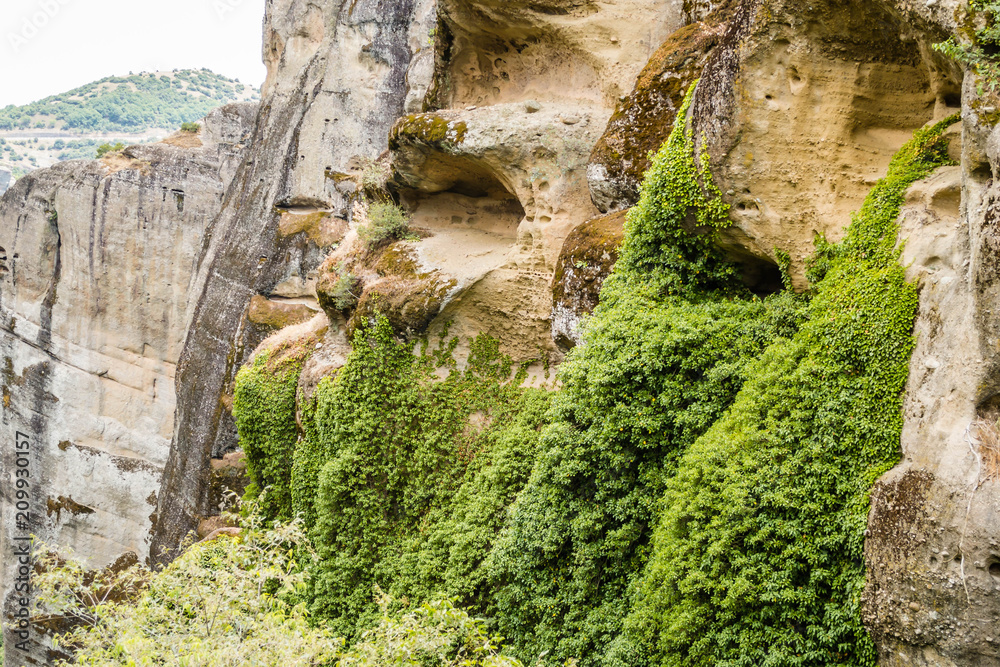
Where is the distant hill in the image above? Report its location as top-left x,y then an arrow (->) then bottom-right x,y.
0,69 -> 259,134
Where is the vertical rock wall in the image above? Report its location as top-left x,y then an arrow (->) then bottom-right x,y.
0,103 -> 256,664
150,0 -> 440,562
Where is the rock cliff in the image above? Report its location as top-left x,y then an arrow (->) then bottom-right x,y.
0,103 -> 255,663
4,0 -> 1000,664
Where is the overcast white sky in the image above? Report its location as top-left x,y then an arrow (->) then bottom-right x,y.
0,0 -> 267,107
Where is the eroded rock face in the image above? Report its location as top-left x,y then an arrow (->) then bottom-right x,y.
588,0 -> 739,212
0,103 -> 256,664
550,210 -> 626,349
861,84 -> 1000,666
150,0 -> 441,563
689,0 -> 962,288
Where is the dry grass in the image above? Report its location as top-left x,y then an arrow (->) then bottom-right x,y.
973,417 -> 1000,481
161,131 -> 203,149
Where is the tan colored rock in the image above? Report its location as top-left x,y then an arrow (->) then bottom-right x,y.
863,80 -> 1000,663
690,0 -> 963,289
389,102 -> 607,362
589,0 -> 739,212
551,210 -> 626,349
436,0 -> 687,109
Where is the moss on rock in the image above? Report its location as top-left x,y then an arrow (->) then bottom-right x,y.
588,0 -> 738,212
551,210 -> 627,348
389,113 -> 468,152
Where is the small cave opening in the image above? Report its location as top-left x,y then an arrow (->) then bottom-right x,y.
735,254 -> 785,297
989,560 -> 1000,578
716,233 -> 785,297
399,152 -> 526,240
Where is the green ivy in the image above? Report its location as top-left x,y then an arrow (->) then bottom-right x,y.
934,0 -> 1000,95
613,115 -> 958,667
298,316 -> 550,640
483,84 -> 807,667
225,79 -> 956,667
232,347 -> 307,521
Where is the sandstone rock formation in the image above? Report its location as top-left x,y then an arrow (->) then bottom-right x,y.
5,0 -> 1000,664
690,0 -> 963,289
151,0 -> 694,560
863,83 -> 1000,667
0,103 -> 256,663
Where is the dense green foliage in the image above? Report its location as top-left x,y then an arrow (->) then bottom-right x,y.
34,511 -> 342,666
234,346 -> 309,521
218,85 -> 952,667
611,116 -> 957,667
293,319 -> 550,638
340,593 -> 526,667
934,0 -> 1000,93
0,69 -> 256,133
482,87 -> 806,666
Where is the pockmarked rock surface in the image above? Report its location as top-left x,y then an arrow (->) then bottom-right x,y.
0,103 -> 256,663
152,0 -> 693,561
689,0 -> 963,288
5,0 -> 1000,664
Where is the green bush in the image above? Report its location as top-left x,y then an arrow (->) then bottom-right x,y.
327,263 -> 359,311
233,345 -> 309,521
934,0 -> 1000,94
181,121 -> 202,133
299,317 -> 548,639
484,86 -> 807,667
339,592 -> 526,667
358,202 -> 409,249
95,142 -> 125,158
612,115 -> 958,667
33,508 -> 342,666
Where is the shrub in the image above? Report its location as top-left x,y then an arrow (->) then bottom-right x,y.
95,142 -> 125,158
934,0 -> 1000,94
614,115 -> 958,667
297,316 -> 549,639
181,121 -> 201,133
338,591 -> 525,667
327,262 -> 359,311
485,86 -> 807,667
33,506 -> 342,666
233,347 -> 309,521
357,202 -> 409,249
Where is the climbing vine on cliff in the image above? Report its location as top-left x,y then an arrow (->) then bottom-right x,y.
233,338 -> 313,521
225,85 -> 955,667
612,115 -> 958,667
289,316 -> 550,640
484,84 -> 807,667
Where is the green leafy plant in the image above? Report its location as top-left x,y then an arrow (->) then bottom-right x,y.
32,503 -> 342,666
298,316 -> 548,639
484,84 -> 807,667
233,343 -> 311,521
358,202 -> 410,249
339,591 -> 524,667
95,142 -> 125,158
181,121 -> 202,133
934,0 -> 1000,94
327,262 -> 360,311
614,115 -> 959,667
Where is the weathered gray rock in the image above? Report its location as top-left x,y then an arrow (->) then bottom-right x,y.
0,102 -> 256,664
150,0 -> 441,564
